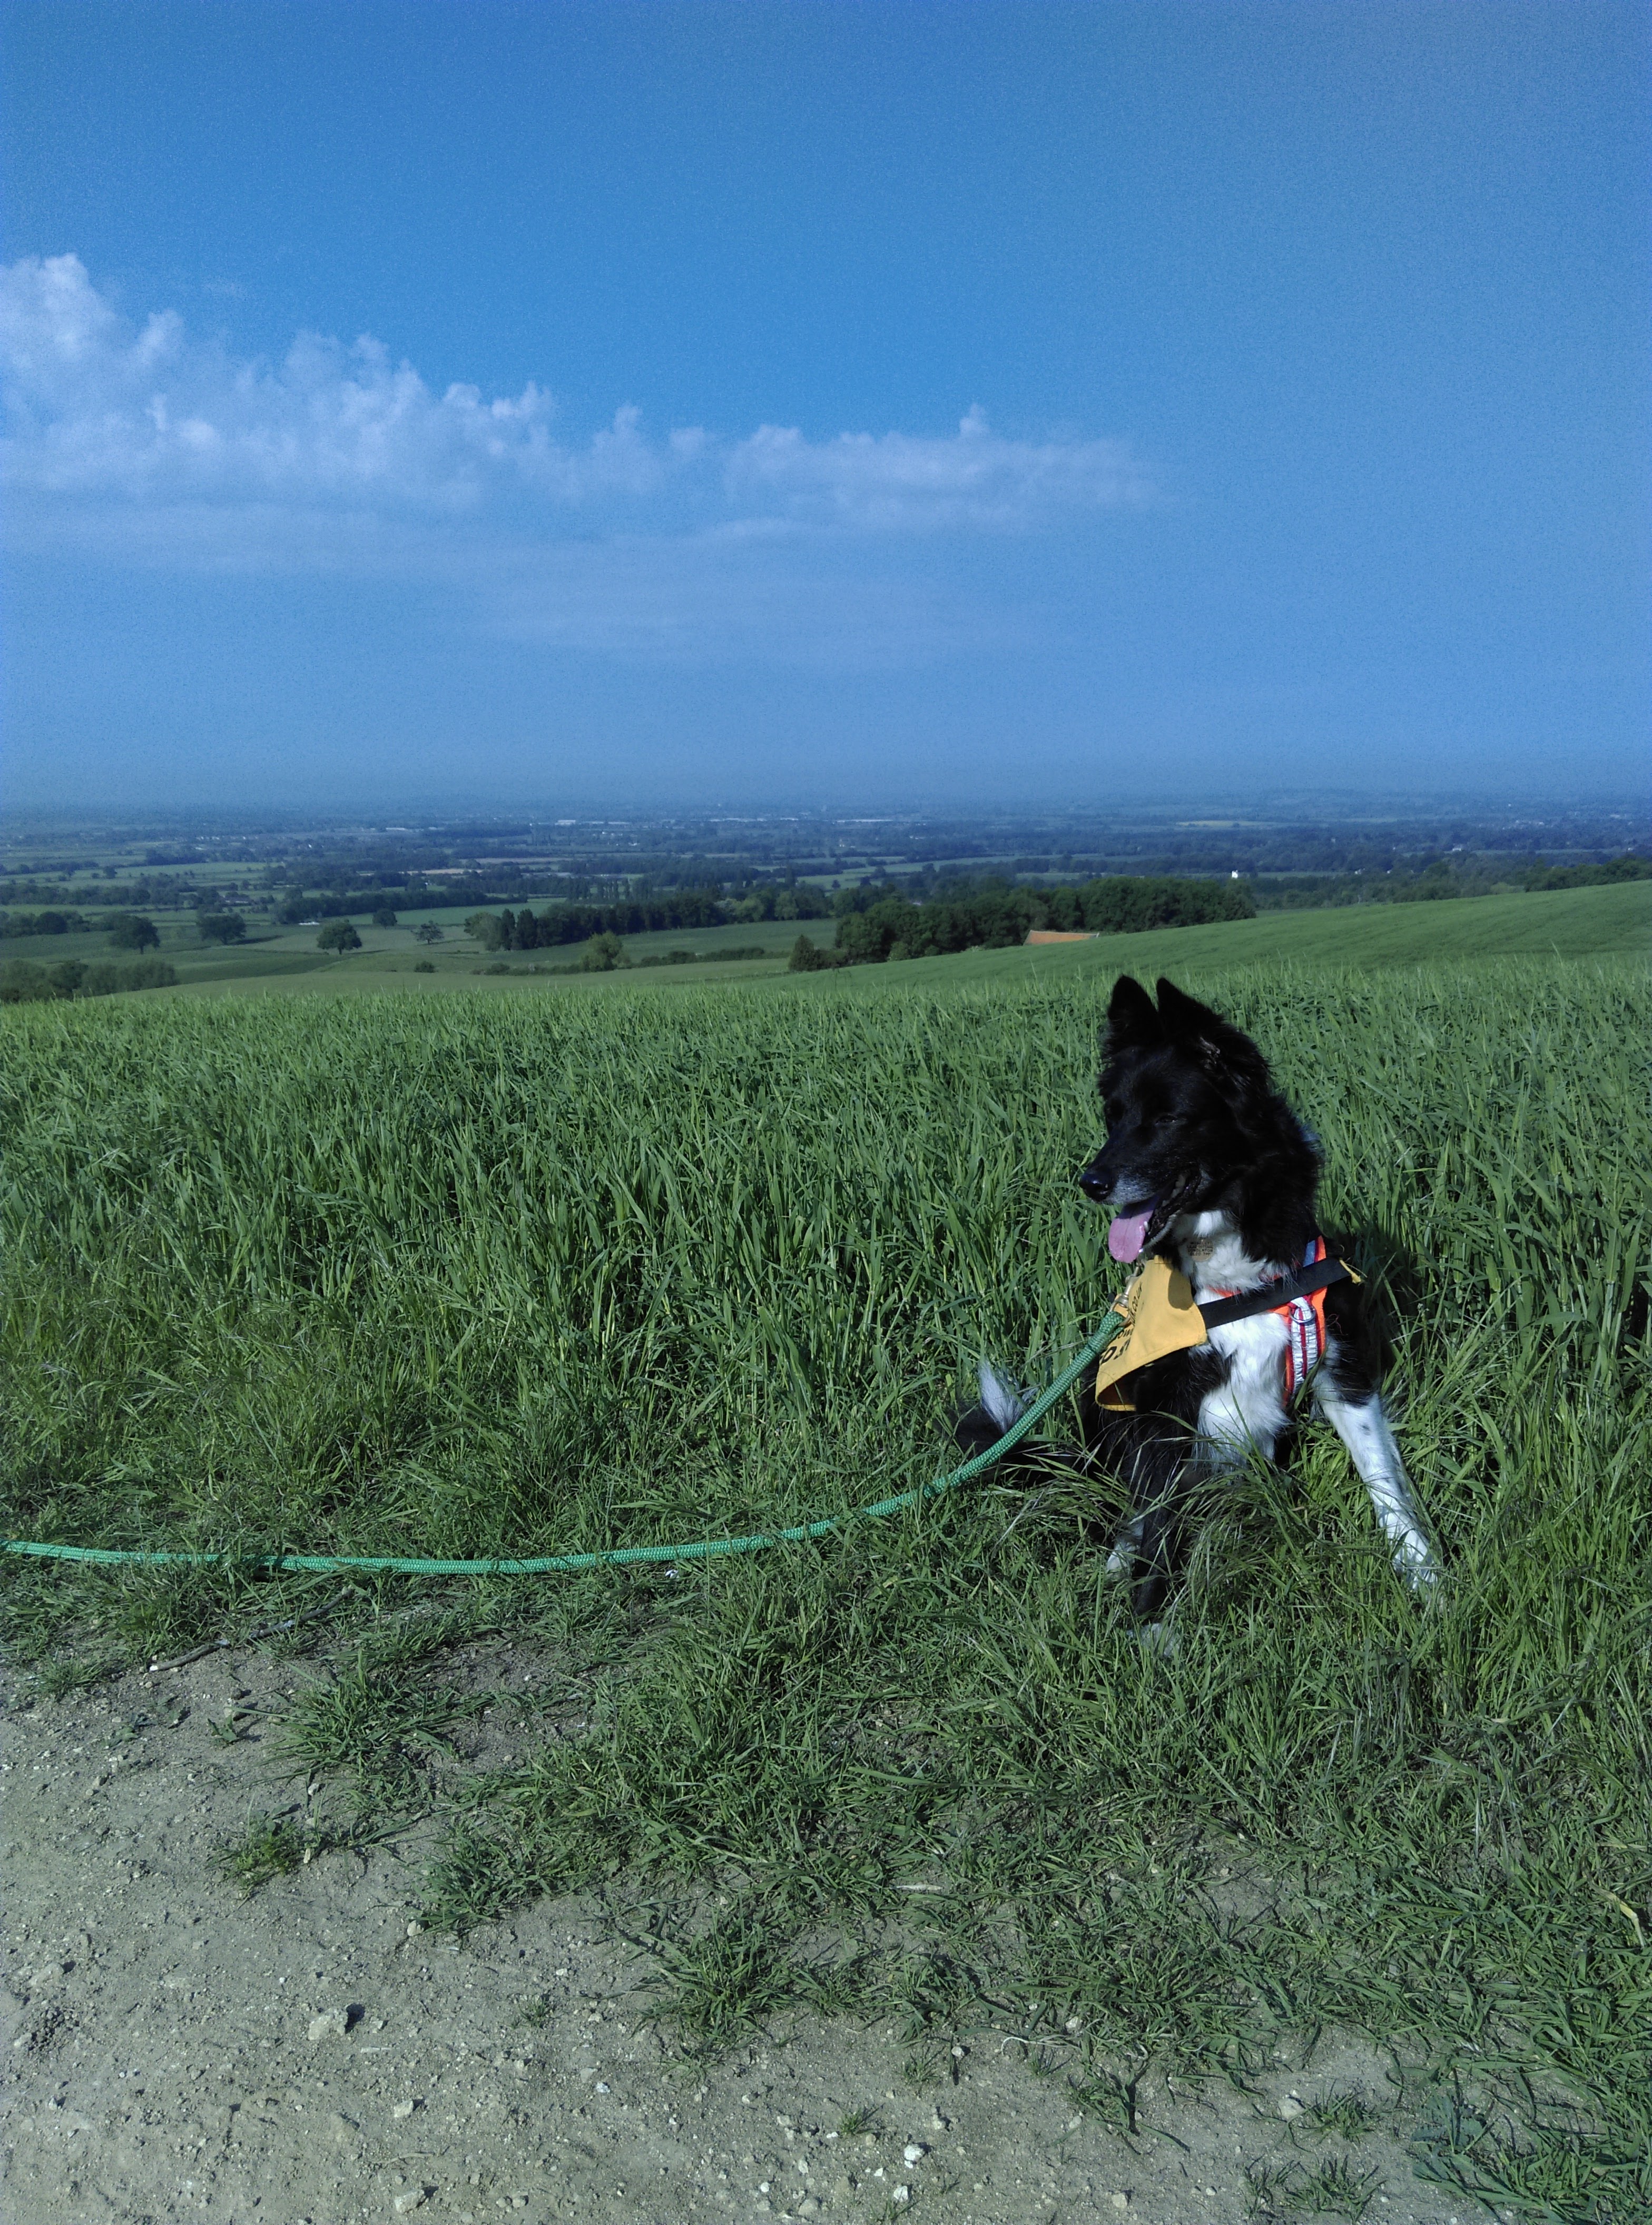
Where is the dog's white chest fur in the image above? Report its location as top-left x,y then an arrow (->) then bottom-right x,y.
1199,1311 -> 1291,1457
1179,1213 -> 1292,1460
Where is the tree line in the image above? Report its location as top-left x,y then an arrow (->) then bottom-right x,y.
273,877 -> 495,923
1,909 -> 95,937
789,874 -> 1255,969
466,897 -> 717,951
0,956 -> 178,1004
0,873 -> 203,911
1248,853 -> 1651,910
0,909 -> 243,947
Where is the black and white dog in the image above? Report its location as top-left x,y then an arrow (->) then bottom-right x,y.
958,974 -> 1436,1617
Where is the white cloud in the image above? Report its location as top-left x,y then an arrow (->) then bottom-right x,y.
2,255 -> 1148,539
2,254 -> 575,511
727,406 -> 1148,529
1,256 -> 1149,664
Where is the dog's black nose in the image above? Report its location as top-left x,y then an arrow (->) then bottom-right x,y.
1077,1162 -> 1111,1202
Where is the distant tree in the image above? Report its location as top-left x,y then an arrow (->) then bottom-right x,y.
414,922 -> 445,944
317,920 -> 362,952
81,957 -> 178,995
371,905 -> 398,928
578,932 -> 630,971
1524,854 -> 1652,892
107,912 -> 160,951
464,910 -> 504,950
0,960 -> 48,1003
196,911 -> 247,944
787,934 -> 843,972
772,887 -> 830,920
412,959 -> 436,973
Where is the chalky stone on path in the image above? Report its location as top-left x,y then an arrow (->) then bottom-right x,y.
0,1649 -> 1511,2224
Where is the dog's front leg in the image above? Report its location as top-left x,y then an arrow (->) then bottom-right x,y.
1314,1383 -> 1437,1586
1104,1510 -> 1145,1576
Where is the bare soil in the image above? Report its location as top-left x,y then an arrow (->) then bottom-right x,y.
3,1649 -> 1479,2225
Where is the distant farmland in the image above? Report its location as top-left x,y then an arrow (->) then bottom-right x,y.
44,871 -> 1638,999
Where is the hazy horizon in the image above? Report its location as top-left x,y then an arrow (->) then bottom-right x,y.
6,789 -> 1647,849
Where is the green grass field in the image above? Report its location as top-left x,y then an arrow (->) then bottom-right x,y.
880,875 -> 1652,985
2,922 -> 1648,2219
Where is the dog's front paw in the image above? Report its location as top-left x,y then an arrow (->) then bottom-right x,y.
1394,1532 -> 1442,1592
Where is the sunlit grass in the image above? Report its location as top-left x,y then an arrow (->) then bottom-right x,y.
2,956 -> 1647,2218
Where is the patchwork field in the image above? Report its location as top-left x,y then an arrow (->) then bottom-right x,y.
9,872 -> 1644,1003
2,939 -> 1648,2222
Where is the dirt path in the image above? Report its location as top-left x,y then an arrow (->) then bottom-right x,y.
3,1652 -> 1477,2225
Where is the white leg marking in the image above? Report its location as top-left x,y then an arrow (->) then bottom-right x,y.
1315,1385 -> 1437,1585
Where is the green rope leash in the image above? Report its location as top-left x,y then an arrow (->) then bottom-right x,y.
4,1308 -> 1124,1580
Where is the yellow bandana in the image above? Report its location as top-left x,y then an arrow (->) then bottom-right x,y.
1094,1244 -> 1361,1411
1094,1257 -> 1210,1411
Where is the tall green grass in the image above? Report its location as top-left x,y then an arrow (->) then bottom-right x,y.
3,959 -> 1648,2217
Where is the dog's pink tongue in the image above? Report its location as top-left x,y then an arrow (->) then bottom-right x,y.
1108,1205 -> 1154,1263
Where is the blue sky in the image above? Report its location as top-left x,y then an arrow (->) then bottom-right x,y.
2,0 -> 1647,811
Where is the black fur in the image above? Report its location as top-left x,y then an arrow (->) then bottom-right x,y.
957,973 -> 1391,1618
1077,973 -> 1322,1267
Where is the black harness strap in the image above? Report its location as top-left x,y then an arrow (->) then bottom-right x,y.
1197,1255 -> 1354,1330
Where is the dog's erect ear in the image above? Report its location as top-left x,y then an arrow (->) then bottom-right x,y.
1155,977 -> 1272,1087
1104,974 -> 1161,1056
